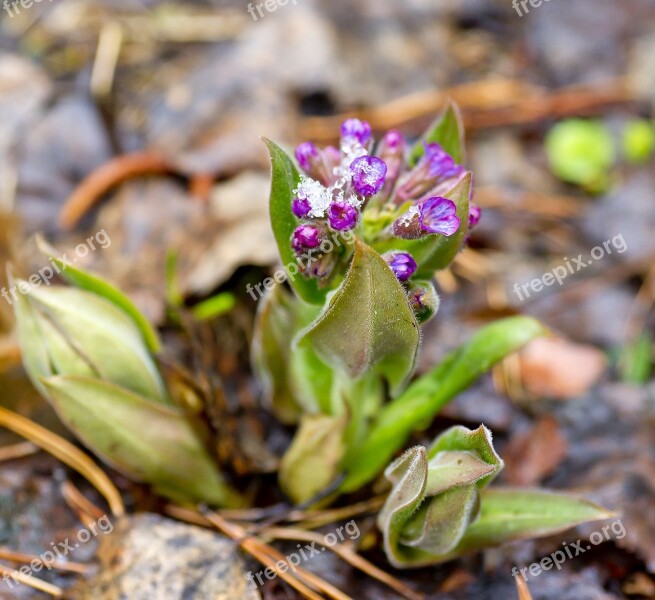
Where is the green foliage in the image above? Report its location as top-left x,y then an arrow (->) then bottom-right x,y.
622,119 -> 655,164
545,119 -> 615,193
378,426 -> 613,567
341,317 -> 548,492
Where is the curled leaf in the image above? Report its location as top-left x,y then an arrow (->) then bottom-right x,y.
378,426 -> 502,568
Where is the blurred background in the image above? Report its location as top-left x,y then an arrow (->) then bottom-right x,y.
1,0 -> 655,598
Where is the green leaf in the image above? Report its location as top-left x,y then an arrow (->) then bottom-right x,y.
252,285 -> 325,423
619,332 -> 653,385
263,138 -> 327,305
296,238 -> 420,395
279,413 -> 348,504
622,119 -> 655,164
36,236 -> 161,353
408,101 -> 465,167
545,119 -> 615,193
378,426 -> 503,568
448,488 -> 615,557
192,292 -> 236,321
42,375 -> 243,507
341,316 -> 547,492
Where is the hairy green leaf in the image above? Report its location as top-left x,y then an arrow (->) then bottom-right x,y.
42,375 -> 242,507
447,488 -> 615,557
263,138 -> 327,305
296,239 -> 420,395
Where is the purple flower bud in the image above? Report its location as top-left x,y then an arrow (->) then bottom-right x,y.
393,196 -> 460,239
394,143 -> 464,202
341,118 -> 372,146
350,155 -> 387,197
468,204 -> 482,228
292,197 -> 312,218
328,201 -> 359,231
384,252 -> 417,282
423,143 -> 464,180
295,142 -> 319,173
383,130 -> 405,150
292,225 -> 321,252
418,197 -> 460,236
377,130 -> 407,201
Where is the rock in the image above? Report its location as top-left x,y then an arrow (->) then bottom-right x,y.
70,513 -> 260,600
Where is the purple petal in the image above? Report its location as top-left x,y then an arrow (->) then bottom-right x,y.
418,197 -> 461,236
292,197 -> 312,218
295,142 -> 319,172
292,225 -> 321,251
423,143 -> 464,180
340,118 -> 372,146
350,155 -> 387,197
328,201 -> 359,231
384,252 -> 417,282
468,204 -> 482,228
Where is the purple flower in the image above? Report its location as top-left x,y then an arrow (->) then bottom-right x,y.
295,142 -> 319,172
385,252 -> 417,282
292,225 -> 321,252
418,197 -> 460,236
292,197 -> 312,218
350,155 -> 387,197
422,143 -> 464,180
341,118 -> 372,146
328,201 -> 359,231
468,204 -> 482,228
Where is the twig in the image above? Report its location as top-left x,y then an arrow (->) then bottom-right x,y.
515,575 -> 534,600
61,479 -> 107,523
299,78 -> 636,142
58,152 -> 171,230
0,547 -> 90,575
263,526 -> 423,600
203,509 -> 352,600
0,406 -> 125,517
0,562 -> 63,597
0,441 -> 39,463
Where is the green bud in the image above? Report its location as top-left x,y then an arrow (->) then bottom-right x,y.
407,280 -> 440,324
12,278 -> 168,404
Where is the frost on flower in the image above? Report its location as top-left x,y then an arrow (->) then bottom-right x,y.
294,176 -> 333,218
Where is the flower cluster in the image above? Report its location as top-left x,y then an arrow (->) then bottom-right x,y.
291,118 -> 481,284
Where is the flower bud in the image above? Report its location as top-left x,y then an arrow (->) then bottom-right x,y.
384,252 -> 417,282
393,196 -> 460,240
12,280 -> 168,404
377,130 -> 407,200
407,280 -> 440,323
395,142 -> 464,202
341,118 -> 372,147
328,201 -> 359,231
350,155 -> 387,197
292,224 -> 322,252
